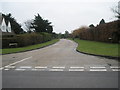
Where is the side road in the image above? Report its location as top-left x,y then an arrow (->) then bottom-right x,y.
2,39 -> 119,68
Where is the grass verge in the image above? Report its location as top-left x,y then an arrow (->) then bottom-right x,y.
1,39 -> 59,54
70,38 -> 119,57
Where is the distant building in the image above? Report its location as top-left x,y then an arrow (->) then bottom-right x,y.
0,13 -> 15,36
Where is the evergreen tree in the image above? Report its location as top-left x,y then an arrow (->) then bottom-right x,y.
89,24 -> 95,28
31,14 -> 53,33
99,19 -> 105,25
47,26 -> 53,33
64,31 -> 69,38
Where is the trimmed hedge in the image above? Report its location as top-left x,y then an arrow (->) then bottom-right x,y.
2,37 -> 17,48
2,32 -> 53,48
72,20 -> 120,43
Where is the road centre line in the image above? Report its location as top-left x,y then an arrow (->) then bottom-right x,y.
3,56 -> 32,68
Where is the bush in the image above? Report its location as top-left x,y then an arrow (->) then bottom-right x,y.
2,32 -> 53,48
2,37 -> 17,48
16,33 -> 42,47
72,20 -> 120,43
41,32 -> 52,42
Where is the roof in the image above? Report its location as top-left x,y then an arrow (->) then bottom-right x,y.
0,13 -> 15,36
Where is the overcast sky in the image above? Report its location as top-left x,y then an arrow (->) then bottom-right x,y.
0,0 -> 119,33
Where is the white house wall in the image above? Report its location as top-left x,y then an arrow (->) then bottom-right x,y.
1,18 -> 7,32
7,21 -> 12,32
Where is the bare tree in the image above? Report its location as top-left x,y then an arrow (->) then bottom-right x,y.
111,1 -> 120,20
24,20 -> 33,33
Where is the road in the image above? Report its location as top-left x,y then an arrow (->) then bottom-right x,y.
1,39 -> 120,88
2,71 -> 119,88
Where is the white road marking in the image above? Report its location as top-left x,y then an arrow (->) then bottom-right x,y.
90,67 -> 106,69
31,69 -> 45,71
110,66 -> 120,69
0,67 -> 4,70
2,65 -> 120,72
112,69 -> 120,71
31,69 -> 39,71
15,69 -> 26,71
35,66 -> 47,69
70,67 -> 84,69
4,56 -> 32,68
19,66 -> 32,69
4,69 -> 9,71
49,69 -> 63,71
5,66 -> 15,69
69,69 -> 84,71
32,69 -> 38,71
90,69 -> 107,71
52,67 -> 65,69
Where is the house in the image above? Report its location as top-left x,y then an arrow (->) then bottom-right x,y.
0,13 -> 15,36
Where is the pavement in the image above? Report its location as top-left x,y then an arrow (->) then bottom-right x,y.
0,39 -> 120,88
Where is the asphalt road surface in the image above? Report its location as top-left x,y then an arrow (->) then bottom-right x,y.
2,71 -> 119,88
1,39 -> 120,88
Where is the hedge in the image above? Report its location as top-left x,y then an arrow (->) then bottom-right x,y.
2,32 -> 53,48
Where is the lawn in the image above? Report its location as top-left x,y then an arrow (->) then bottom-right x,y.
70,38 -> 119,57
1,39 -> 59,54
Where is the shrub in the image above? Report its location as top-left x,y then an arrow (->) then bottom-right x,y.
2,37 -> 17,48
2,32 -> 53,48
72,20 -> 120,43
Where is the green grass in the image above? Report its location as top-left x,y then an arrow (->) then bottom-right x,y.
70,38 -> 119,57
1,39 -> 59,54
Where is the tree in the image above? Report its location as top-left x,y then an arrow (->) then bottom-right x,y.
89,24 -> 95,28
64,30 -> 69,38
47,26 -> 53,33
2,13 -> 24,34
111,1 -> 120,20
52,32 -> 58,38
99,19 -> 105,25
31,14 -> 53,33
111,2 -> 120,43
58,33 -> 62,38
24,20 -> 33,33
